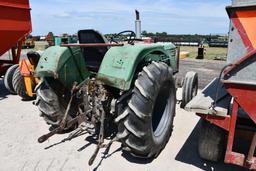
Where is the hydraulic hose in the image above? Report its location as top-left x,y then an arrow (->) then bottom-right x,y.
212,63 -> 233,109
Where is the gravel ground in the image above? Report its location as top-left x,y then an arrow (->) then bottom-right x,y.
0,58 -> 247,171
177,58 -> 226,89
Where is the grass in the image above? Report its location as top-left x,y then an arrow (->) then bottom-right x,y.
179,45 -> 228,60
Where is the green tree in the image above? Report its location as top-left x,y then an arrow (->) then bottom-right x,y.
141,30 -> 147,36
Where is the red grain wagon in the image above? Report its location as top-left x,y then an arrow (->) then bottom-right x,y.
0,0 -> 32,75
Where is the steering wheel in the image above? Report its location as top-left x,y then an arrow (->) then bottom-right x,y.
110,30 -> 137,45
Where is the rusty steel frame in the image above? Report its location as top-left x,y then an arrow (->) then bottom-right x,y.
198,96 -> 256,169
0,40 -> 23,75
0,41 -> 22,64
223,96 -> 256,170
197,114 -> 230,131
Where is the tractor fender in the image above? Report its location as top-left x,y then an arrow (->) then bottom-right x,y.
97,43 -> 177,90
35,46 -> 89,89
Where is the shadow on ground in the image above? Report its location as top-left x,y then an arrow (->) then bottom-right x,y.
91,142 -> 152,171
121,151 -> 154,164
175,121 -> 248,171
92,146 -> 123,171
42,129 -> 123,171
0,78 -> 10,100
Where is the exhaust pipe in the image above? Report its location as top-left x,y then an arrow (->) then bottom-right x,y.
135,10 -> 141,39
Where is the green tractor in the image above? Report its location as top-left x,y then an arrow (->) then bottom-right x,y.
34,29 -> 197,164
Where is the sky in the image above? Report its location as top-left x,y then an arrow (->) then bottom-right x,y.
30,0 -> 231,36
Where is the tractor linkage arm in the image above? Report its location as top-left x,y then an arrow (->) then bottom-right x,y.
37,80 -> 120,166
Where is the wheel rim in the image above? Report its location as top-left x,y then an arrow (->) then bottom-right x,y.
192,83 -> 198,97
151,80 -> 172,137
192,77 -> 198,98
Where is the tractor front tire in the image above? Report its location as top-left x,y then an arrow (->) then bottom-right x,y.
12,67 -> 34,100
116,62 -> 176,158
180,71 -> 198,108
198,119 -> 227,162
4,64 -> 19,94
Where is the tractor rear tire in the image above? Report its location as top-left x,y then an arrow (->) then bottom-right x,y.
35,79 -> 74,127
116,62 -> 176,158
198,119 -> 227,162
12,67 -> 34,100
180,71 -> 198,108
4,64 -> 19,94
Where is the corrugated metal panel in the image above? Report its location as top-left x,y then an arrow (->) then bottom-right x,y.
232,0 -> 256,7
225,1 -> 256,84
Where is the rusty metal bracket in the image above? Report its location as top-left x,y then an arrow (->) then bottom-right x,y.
38,82 -> 78,143
88,95 -> 106,165
246,133 -> 256,165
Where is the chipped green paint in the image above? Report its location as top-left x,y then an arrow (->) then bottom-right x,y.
35,42 -> 177,91
35,46 -> 90,89
97,43 -> 177,90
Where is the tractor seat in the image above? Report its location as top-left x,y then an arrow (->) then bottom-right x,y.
27,51 -> 41,66
78,29 -> 109,72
